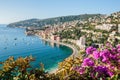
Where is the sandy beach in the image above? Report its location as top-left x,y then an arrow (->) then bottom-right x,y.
36,35 -> 78,73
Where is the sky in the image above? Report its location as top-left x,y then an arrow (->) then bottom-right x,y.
0,0 -> 120,24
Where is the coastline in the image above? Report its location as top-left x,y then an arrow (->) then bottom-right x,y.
35,34 -> 78,73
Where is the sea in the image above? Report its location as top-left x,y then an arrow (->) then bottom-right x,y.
0,24 -> 72,72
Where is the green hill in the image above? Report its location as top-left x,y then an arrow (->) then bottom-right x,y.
7,14 -> 104,28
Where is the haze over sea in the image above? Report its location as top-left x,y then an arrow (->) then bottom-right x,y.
0,25 -> 72,71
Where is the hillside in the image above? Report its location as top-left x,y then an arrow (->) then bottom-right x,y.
7,14 -> 104,28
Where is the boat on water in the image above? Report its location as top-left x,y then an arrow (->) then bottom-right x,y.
4,47 -> 7,49
14,38 -> 17,40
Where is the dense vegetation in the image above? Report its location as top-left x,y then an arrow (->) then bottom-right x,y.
55,27 -> 86,40
7,14 -> 103,28
0,56 -> 58,80
0,43 -> 120,80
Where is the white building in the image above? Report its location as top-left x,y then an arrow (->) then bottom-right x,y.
95,24 -> 114,31
76,36 -> 86,49
118,24 -> 120,33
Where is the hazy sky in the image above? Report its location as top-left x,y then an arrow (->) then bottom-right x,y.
0,0 -> 120,24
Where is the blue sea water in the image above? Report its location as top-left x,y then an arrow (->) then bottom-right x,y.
0,25 -> 72,71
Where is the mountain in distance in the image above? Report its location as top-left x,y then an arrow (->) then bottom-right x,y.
7,14 -> 105,28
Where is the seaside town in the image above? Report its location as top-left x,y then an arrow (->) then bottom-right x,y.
25,11 -> 120,52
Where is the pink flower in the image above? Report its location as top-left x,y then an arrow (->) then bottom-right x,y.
93,50 -> 100,60
106,42 -> 112,48
94,66 -> 108,77
117,44 -> 120,48
86,46 -> 96,54
109,54 -> 116,60
102,56 -> 108,62
117,44 -> 120,53
107,70 -> 114,77
82,58 -> 94,67
117,48 -> 120,53
110,65 -> 115,70
74,43 -> 120,79
73,66 -> 85,74
111,48 -> 117,54
100,49 -> 110,57
78,67 -> 85,74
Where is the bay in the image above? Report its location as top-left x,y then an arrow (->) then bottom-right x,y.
0,25 -> 72,71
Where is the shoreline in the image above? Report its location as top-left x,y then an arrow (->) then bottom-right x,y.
35,34 -> 78,73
